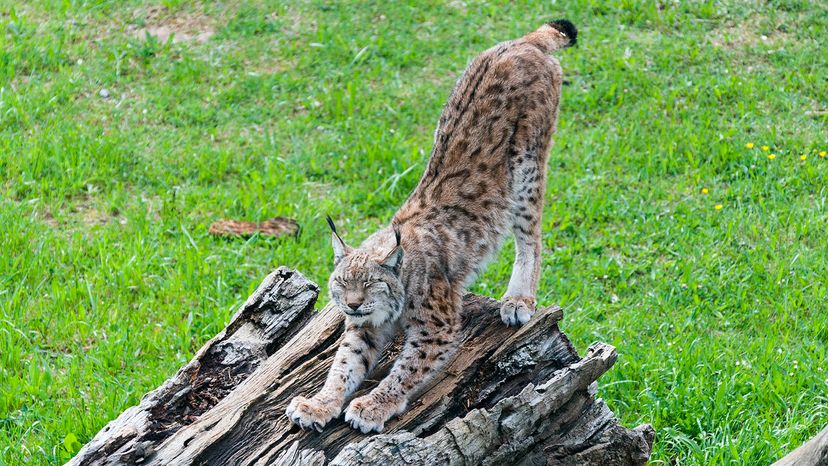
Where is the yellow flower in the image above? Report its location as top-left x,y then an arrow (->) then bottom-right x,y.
761,145 -> 770,151
820,151 -> 826,158
767,154 -> 776,160
714,204 -> 723,210
701,187 -> 709,194
800,155 -> 807,161
745,143 -> 754,149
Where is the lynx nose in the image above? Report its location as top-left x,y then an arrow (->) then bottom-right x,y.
344,290 -> 365,312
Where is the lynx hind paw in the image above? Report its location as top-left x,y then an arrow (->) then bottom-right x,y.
500,296 -> 535,327
285,395 -> 340,432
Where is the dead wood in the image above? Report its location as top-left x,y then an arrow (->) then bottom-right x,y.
68,267 -> 652,466
208,218 -> 299,238
773,425 -> 828,466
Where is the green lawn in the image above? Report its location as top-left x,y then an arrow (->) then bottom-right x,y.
1,0 -> 826,464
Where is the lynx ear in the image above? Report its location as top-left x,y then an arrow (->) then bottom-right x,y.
326,215 -> 351,264
380,228 -> 403,272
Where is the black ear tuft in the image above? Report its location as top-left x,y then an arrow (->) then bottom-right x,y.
326,215 -> 337,234
548,19 -> 578,47
393,227 -> 401,246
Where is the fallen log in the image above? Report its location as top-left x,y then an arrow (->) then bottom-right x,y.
773,424 -> 828,466
68,267 -> 653,466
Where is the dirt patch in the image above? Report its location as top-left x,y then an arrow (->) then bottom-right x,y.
42,197 -> 125,228
708,17 -> 792,50
38,207 -> 59,228
272,6 -> 317,40
129,5 -> 215,44
80,206 -> 114,226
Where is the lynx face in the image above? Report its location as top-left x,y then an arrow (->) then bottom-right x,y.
328,254 -> 404,327
326,217 -> 405,327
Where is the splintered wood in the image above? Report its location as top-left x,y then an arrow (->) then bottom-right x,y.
68,268 -> 653,466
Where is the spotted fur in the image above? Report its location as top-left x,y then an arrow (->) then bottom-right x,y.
286,19 -> 576,433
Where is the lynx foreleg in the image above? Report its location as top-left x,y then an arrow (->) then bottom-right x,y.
286,324 -> 388,431
344,283 -> 460,433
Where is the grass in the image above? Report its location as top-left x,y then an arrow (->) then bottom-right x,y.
1,0 -> 826,464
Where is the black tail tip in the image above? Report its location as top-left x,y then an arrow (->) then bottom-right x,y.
325,215 -> 337,233
548,19 -> 577,47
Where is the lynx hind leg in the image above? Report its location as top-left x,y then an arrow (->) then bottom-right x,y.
502,157 -> 545,326
501,227 -> 540,326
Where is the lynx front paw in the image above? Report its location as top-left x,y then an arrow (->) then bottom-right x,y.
285,395 -> 340,432
500,296 -> 535,327
344,394 -> 405,434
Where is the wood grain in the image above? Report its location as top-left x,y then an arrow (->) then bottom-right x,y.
68,268 -> 652,466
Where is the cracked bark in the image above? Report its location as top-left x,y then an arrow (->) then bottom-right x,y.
773,425 -> 828,466
68,268 -> 652,466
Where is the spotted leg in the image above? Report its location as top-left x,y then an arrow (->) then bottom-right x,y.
501,155 -> 546,326
286,323 -> 388,431
344,280 -> 460,433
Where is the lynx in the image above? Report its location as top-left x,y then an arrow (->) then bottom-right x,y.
287,19 -> 577,433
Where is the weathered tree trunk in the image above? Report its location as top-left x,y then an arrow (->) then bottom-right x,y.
773,425 -> 828,466
68,267 -> 653,466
